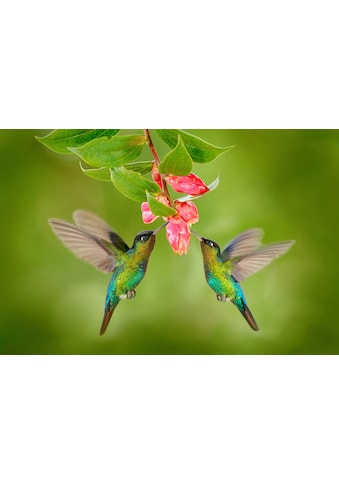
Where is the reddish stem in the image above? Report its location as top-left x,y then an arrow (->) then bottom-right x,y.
144,129 -> 160,166
144,129 -> 174,208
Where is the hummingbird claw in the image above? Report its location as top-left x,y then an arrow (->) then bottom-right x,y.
119,290 -> 136,300
217,294 -> 227,302
119,290 -> 137,300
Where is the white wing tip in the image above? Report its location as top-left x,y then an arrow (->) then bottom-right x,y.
72,208 -> 94,222
48,218 -> 67,231
277,240 -> 295,252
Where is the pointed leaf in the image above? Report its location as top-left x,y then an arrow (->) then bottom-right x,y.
80,160 -> 153,181
156,129 -> 234,163
110,167 -> 160,202
70,135 -> 146,167
158,135 -> 193,175
80,163 -> 111,182
124,161 -> 153,175
36,129 -> 119,154
146,191 -> 177,217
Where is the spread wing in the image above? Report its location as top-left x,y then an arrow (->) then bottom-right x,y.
49,218 -> 122,273
232,241 -> 295,282
73,209 -> 129,252
221,228 -> 264,261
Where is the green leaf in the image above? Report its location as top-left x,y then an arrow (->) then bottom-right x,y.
124,161 -> 153,175
70,135 -> 146,167
158,135 -> 193,175
110,167 -> 160,202
80,161 -> 153,183
79,163 -> 111,182
156,129 -> 235,163
36,129 -> 119,154
146,191 -> 177,217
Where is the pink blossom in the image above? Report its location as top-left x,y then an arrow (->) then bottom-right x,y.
166,216 -> 191,255
141,202 -> 159,224
166,173 -> 209,196
174,201 -> 199,225
141,166 -> 208,254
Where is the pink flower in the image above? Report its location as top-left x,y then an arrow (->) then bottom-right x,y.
166,173 -> 209,196
163,202 -> 198,255
141,201 -> 158,224
141,165 -> 208,255
174,201 -> 199,224
166,216 -> 191,255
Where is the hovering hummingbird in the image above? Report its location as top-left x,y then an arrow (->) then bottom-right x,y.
49,210 -> 165,335
192,228 -> 294,331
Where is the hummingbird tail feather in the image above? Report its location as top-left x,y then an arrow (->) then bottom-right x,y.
100,304 -> 117,335
240,303 -> 259,331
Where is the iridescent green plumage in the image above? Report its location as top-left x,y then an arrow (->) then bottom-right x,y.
49,210 -> 162,335
194,229 -> 294,331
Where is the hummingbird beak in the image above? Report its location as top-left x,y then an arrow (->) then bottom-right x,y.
152,221 -> 168,235
190,228 -> 202,241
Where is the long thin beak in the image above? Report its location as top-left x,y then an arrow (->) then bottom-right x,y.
152,221 -> 168,235
190,228 -> 202,241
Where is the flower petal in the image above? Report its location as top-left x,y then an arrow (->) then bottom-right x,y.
166,217 -> 191,255
175,201 -> 199,225
166,173 -> 209,196
141,201 -> 159,224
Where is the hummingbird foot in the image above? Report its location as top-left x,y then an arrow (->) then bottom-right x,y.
119,290 -> 136,300
217,294 -> 227,302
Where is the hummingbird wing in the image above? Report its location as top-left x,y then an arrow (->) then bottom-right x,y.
232,241 -> 295,282
221,228 -> 264,261
49,219 -> 122,273
73,210 -> 130,252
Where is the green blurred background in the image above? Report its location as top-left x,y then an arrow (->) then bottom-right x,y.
0,129 -> 338,354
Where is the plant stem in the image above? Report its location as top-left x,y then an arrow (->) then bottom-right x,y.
144,129 -> 160,166
144,129 -> 174,208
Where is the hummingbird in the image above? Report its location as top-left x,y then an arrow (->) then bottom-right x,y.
192,228 -> 294,331
49,210 -> 165,335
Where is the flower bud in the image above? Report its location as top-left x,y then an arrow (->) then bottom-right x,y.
166,173 -> 209,196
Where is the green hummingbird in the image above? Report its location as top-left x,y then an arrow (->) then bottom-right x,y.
192,228 -> 294,331
49,210 -> 165,335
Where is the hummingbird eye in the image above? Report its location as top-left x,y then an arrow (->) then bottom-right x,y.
135,231 -> 154,244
